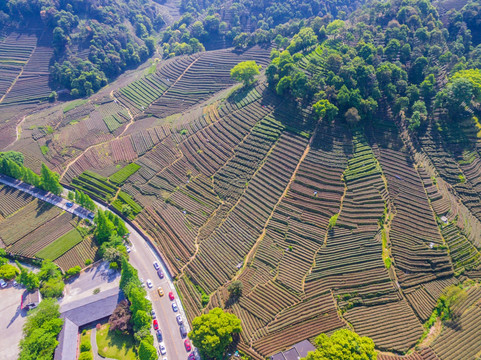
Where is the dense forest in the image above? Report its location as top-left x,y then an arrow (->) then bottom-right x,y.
0,0 -> 163,96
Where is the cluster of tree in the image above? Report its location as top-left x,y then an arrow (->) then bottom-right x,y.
18,299 -> 63,360
189,307 -> 242,360
436,69 -> 481,121
432,284 -> 467,324
0,249 -> 18,280
0,153 -> 62,195
230,60 -> 261,87
94,209 -> 128,244
16,260 -> 81,298
68,189 -> 96,211
119,257 -> 156,358
259,0 -> 481,134
302,329 -> 377,360
0,0 -> 163,97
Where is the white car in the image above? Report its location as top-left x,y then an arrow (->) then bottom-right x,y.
172,302 -> 178,312
146,279 -> 153,288
0,279 -> 7,288
125,245 -> 131,253
176,314 -> 183,325
153,261 -> 160,270
140,278 -> 145,287
159,343 -> 167,355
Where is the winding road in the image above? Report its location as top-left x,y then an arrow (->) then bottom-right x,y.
0,174 -> 193,360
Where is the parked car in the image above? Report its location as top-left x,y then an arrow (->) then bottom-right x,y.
0,279 -> 7,288
156,330 -> 162,342
151,310 -> 156,319
172,302 -> 178,312
159,343 -> 167,355
153,319 -> 159,330
66,202 -> 73,208
184,339 -> 192,352
180,325 -> 187,338
188,353 -> 195,360
157,269 -> 164,279
153,261 -> 160,270
146,279 -> 153,288
168,291 -> 175,301
140,278 -> 145,287
176,314 -> 183,325
158,287 -> 164,297
88,213 -> 94,219
125,245 -> 131,253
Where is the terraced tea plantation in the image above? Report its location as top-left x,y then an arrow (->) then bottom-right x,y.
3,5 -> 481,359
0,184 -> 97,270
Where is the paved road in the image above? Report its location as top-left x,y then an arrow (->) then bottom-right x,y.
0,175 -> 192,359
0,174 -> 94,220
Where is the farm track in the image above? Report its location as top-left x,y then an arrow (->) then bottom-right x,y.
176,102 -> 280,276
59,60 -> 198,181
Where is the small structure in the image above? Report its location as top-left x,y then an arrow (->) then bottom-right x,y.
270,340 -> 316,360
440,216 -> 448,224
21,289 -> 41,311
54,287 -> 123,360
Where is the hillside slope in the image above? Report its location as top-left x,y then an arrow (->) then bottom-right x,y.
2,0 -> 481,358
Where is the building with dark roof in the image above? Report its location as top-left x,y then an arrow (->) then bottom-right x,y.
54,287 -> 123,360
270,340 -> 316,360
20,289 -> 41,310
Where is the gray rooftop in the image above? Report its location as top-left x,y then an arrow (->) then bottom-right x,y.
270,339 -> 317,360
54,287 -> 123,360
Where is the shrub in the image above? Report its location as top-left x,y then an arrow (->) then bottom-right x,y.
78,352 -> 93,360
85,259 -> 93,266
80,340 -> 91,352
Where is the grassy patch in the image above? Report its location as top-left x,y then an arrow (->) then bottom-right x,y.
63,99 -> 88,113
96,324 -> 137,360
40,145 -> 49,155
79,329 -> 93,357
35,229 -> 83,260
109,163 -> 141,185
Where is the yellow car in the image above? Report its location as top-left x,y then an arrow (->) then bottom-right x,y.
157,287 -> 164,297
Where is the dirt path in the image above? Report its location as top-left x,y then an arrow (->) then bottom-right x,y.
60,57 -> 200,181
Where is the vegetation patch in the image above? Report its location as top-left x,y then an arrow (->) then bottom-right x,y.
35,229 -> 83,260
96,323 -> 137,360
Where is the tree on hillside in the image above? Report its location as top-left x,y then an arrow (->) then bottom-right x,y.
313,99 -> 339,122
40,163 -> 62,195
345,107 -> 361,124
301,329 -> 377,360
227,280 -> 243,298
189,307 -> 242,360
231,61 -> 261,87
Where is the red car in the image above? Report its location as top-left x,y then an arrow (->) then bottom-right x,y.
184,339 -> 191,352
153,319 -> 159,330
169,291 -> 175,301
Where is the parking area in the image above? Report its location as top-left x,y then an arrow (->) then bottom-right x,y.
60,261 -> 120,306
0,284 -> 28,360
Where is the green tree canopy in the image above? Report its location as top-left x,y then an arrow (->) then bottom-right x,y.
40,164 -> 62,195
0,151 -> 24,165
230,61 -> 261,87
313,99 -> 339,121
189,307 -> 242,360
19,299 -> 63,360
302,329 -> 377,360
138,340 -> 157,360
0,263 -> 19,280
